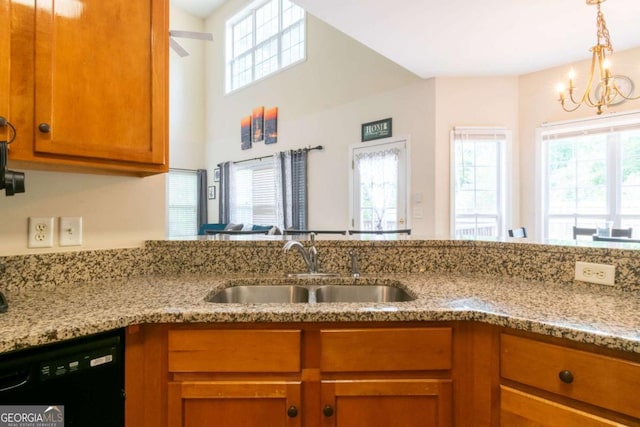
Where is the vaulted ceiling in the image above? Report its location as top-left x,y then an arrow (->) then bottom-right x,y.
171,0 -> 640,78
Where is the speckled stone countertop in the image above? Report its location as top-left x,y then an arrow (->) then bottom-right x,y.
0,270 -> 638,355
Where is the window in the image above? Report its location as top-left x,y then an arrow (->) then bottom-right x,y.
350,139 -> 408,231
451,128 -> 510,239
167,170 -> 198,238
222,151 -> 308,229
230,160 -> 278,226
225,0 -> 305,93
541,113 -> 640,240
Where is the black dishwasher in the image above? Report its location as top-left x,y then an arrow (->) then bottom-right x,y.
0,328 -> 124,426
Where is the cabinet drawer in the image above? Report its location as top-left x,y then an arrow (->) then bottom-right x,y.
501,386 -> 626,427
320,327 -> 451,372
501,334 -> 640,419
168,329 -> 301,373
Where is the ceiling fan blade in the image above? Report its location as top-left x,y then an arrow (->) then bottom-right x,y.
169,30 -> 213,41
170,37 -> 190,57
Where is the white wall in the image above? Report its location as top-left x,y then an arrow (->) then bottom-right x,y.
170,5 -> 208,170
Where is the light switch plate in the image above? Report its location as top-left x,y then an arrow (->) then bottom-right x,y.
59,217 -> 83,246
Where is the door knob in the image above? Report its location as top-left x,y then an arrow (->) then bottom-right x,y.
38,123 -> 51,133
287,405 -> 298,418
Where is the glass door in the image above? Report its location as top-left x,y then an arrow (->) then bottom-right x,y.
350,139 -> 408,231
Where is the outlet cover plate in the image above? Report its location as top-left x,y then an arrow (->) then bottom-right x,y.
575,261 -> 615,286
28,217 -> 54,248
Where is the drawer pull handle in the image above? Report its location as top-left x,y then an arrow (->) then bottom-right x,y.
323,405 -> 334,417
558,370 -> 574,383
287,405 -> 298,418
38,123 -> 51,133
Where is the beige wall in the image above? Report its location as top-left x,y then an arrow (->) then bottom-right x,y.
204,1 -> 522,236
0,6 -> 207,257
0,171 -> 166,256
2,4 -> 637,256
203,0 -> 640,238
205,0 -> 429,229
434,77 -> 520,237
518,46 -> 640,238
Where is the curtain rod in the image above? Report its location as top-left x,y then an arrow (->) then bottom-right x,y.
169,167 -> 203,172
222,145 -> 324,166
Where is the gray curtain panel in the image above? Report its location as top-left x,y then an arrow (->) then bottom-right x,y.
275,149 -> 308,230
290,149 -> 308,230
196,169 -> 208,229
218,162 -> 231,224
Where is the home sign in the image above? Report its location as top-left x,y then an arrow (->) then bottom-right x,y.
361,118 -> 392,142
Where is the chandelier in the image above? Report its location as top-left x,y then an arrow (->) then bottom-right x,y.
556,0 -> 639,114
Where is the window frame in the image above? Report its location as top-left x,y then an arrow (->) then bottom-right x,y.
538,111 -> 640,240
225,0 -> 306,94
450,127 -> 511,240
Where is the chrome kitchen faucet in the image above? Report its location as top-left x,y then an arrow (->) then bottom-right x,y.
283,233 -> 319,274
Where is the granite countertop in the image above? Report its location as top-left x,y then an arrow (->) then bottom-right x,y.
0,272 -> 638,355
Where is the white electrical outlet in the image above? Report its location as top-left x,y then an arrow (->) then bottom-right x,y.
28,217 -> 54,248
575,261 -> 616,286
59,217 -> 83,246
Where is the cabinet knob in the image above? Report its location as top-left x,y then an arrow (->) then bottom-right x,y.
558,370 -> 574,384
38,123 -> 51,133
323,405 -> 334,417
287,405 -> 298,418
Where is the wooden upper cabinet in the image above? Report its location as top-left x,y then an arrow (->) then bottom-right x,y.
0,0 -> 10,141
8,0 -> 168,175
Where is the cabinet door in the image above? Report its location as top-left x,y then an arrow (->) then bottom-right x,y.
320,379 -> 452,427
500,386 -> 629,427
168,381 -> 302,427
30,0 -> 167,170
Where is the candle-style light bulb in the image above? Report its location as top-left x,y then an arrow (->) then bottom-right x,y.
556,82 -> 566,101
568,68 -> 576,88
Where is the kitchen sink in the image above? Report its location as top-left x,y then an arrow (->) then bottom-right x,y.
314,285 -> 414,303
205,285 -> 309,303
206,282 -> 415,304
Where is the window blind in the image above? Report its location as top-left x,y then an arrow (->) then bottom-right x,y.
231,160 -> 277,226
167,170 -> 198,237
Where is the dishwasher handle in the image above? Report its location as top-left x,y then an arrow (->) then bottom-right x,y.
0,369 -> 31,393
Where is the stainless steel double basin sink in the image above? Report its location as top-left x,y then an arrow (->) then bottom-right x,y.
206,280 -> 414,304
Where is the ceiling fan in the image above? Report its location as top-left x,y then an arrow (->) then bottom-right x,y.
169,30 -> 213,57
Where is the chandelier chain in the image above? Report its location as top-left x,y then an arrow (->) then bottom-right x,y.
595,4 -> 612,54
